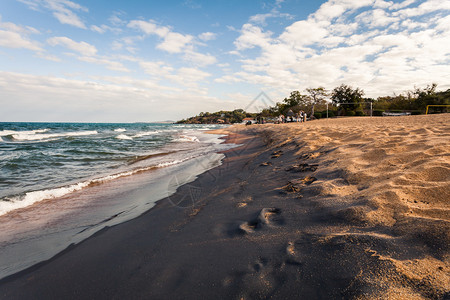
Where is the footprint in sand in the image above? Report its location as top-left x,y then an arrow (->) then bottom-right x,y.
236,196 -> 253,208
286,163 -> 318,173
285,241 -> 303,265
238,208 -> 282,234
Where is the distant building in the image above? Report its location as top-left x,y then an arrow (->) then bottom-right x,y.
242,117 -> 256,124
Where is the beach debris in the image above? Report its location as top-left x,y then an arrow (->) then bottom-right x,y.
300,176 -> 317,185
286,163 -> 318,172
271,150 -> 283,158
279,182 -> 301,194
298,152 -> 323,160
289,176 -> 317,186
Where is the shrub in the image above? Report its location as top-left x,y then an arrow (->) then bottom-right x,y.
355,110 -> 365,116
314,112 -> 322,119
346,110 -> 356,116
373,109 -> 384,116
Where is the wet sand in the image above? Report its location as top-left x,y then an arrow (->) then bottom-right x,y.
0,114 -> 449,299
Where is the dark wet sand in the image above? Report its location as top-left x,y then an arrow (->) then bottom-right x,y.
1,116 -> 449,299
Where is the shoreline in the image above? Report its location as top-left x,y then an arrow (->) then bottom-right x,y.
1,115 -> 449,299
0,126 -> 231,280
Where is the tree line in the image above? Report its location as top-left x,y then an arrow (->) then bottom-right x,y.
177,109 -> 257,124
177,83 -> 449,124
260,83 -> 449,119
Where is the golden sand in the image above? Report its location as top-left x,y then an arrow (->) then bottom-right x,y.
240,114 -> 449,298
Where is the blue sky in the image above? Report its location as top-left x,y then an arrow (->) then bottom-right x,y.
0,0 -> 449,122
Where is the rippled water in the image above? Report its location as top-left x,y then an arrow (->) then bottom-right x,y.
0,122 -> 228,215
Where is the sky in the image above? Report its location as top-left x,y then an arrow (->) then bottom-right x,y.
0,0 -> 449,122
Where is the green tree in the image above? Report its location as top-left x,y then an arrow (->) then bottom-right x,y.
306,87 -> 328,116
331,84 -> 365,113
414,83 -> 439,110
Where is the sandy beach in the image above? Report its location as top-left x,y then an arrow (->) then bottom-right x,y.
0,114 -> 449,299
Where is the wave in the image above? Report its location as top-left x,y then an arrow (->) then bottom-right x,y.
128,151 -> 176,164
0,182 -> 90,216
174,135 -> 200,143
132,131 -> 159,138
114,128 -> 126,132
10,130 -> 98,142
0,150 -> 211,216
115,134 -> 133,140
0,129 -> 49,137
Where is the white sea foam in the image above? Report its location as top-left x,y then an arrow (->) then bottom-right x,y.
0,154 -> 201,216
114,128 -> 126,132
11,130 -> 98,141
157,159 -> 184,168
0,182 -> 90,216
174,135 -> 200,143
0,129 -> 49,137
115,134 -> 133,140
132,131 -> 159,138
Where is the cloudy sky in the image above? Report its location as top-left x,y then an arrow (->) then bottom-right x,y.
0,0 -> 449,122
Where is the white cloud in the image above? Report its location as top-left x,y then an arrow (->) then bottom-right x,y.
248,0 -> 293,26
128,19 -> 194,53
0,29 -> 43,52
78,56 -> 130,72
47,36 -> 97,56
389,0 -> 417,10
90,24 -> 122,34
127,20 -> 170,37
228,0 -> 450,97
46,36 -> 129,72
19,0 -> 88,29
0,16 -> 41,35
139,61 -> 174,77
184,51 -> 217,66
356,9 -> 397,28
198,32 -> 216,41
234,24 -> 272,50
279,20 -> 328,47
0,18 -> 43,52
166,67 -> 211,86
90,25 -> 105,34
139,60 -> 212,87
109,11 -> 127,26
393,0 -> 450,17
157,31 -> 193,53
0,71 -> 223,122
128,19 -> 216,66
